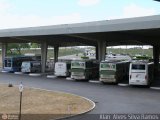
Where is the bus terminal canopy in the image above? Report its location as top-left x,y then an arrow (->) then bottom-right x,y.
0,15 -> 160,47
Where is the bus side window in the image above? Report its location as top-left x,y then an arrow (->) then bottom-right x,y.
13,61 -> 17,67
4,60 -> 7,67
86,62 -> 88,68
8,60 -> 11,67
5,60 -> 11,67
67,63 -> 71,69
86,62 -> 89,68
86,62 -> 92,68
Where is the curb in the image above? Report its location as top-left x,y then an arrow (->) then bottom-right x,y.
47,75 -> 57,79
1,70 -> 9,73
14,72 -> 23,75
32,88 -> 95,120
66,77 -> 74,81
89,80 -> 101,84
118,83 -> 129,87
26,87 -> 95,120
29,73 -> 42,77
150,87 -> 160,90
0,83 -> 95,120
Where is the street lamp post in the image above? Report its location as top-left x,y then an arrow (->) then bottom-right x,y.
19,82 -> 24,120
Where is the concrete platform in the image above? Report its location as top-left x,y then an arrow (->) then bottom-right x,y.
47,75 -> 57,79
150,87 -> 160,90
118,83 -> 129,87
29,73 -> 42,77
14,72 -> 23,75
89,80 -> 101,84
1,70 -> 9,73
66,77 -> 74,81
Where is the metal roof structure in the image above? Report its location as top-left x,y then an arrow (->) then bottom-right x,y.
0,15 -> 160,47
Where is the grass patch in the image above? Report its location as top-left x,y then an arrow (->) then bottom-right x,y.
0,85 -> 93,120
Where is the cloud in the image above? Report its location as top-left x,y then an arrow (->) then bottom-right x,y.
0,13 -> 82,29
0,0 -> 11,14
108,3 -> 157,19
78,0 -> 100,7
123,3 -> 157,18
0,1 -> 158,29
0,0 -> 82,29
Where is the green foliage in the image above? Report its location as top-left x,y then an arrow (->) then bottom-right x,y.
107,48 -> 153,57
7,43 -> 30,55
19,47 -> 84,59
81,52 -> 89,59
81,56 -> 89,59
58,48 -> 83,57
30,43 -> 40,48
134,55 -> 152,60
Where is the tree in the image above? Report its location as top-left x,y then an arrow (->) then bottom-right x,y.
30,43 -> 40,48
7,43 -> 30,55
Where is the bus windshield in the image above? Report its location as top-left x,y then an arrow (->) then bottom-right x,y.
71,62 -> 85,68
100,63 -> 116,70
132,64 -> 145,70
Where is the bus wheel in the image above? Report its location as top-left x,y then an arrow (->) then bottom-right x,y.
145,84 -> 150,88
114,82 -> 118,85
101,81 -> 106,84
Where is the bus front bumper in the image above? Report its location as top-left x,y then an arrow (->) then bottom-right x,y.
21,69 -> 30,73
71,75 -> 85,80
100,74 -> 116,83
129,80 -> 148,85
100,78 -> 116,83
55,72 -> 67,77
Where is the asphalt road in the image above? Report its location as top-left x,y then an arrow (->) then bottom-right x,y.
0,73 -> 160,120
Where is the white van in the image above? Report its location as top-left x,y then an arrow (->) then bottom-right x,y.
129,61 -> 154,86
54,62 -> 71,77
21,61 -> 41,73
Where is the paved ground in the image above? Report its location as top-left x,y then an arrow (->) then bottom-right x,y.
0,73 -> 160,120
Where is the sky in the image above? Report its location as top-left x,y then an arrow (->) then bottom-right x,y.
0,0 -> 159,29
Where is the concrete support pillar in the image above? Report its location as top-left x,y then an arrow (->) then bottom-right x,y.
95,45 -> 99,60
1,43 -> 7,68
98,41 -> 106,61
41,42 -> 48,73
153,46 -> 160,79
54,45 -> 59,63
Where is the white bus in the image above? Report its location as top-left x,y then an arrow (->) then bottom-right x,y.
71,59 -> 99,80
99,60 -> 130,84
54,61 -> 71,77
129,61 -> 154,86
21,61 -> 41,73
